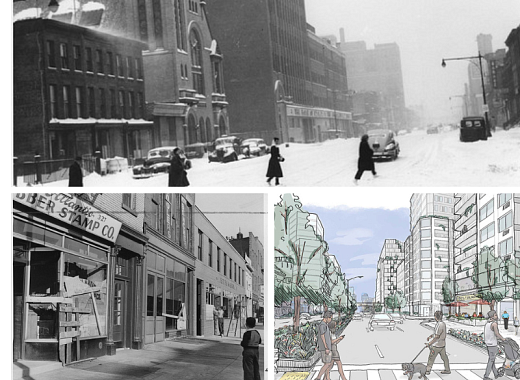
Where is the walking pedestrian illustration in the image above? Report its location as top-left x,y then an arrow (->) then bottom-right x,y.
266,137 -> 283,186
217,306 -> 224,337
168,148 -> 190,187
503,310 -> 510,330
327,320 -> 347,380
240,317 -> 261,380
425,310 -> 450,375
354,134 -> 376,185
68,156 -> 83,187
483,310 -> 505,380
315,311 -> 334,380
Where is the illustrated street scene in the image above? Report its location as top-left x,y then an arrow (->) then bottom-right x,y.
274,193 -> 520,380
12,193 -> 265,379
11,0 -> 520,187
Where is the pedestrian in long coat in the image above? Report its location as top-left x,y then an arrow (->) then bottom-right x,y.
266,137 -> 283,186
354,134 -> 376,184
168,148 -> 190,187
68,156 -> 83,187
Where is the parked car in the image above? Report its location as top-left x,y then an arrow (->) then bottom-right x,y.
240,138 -> 269,157
460,116 -> 487,142
388,312 -> 404,324
300,313 -> 311,320
132,146 -> 178,178
208,136 -> 242,163
184,142 -> 207,159
368,313 -> 396,331
367,129 -> 400,160
352,313 -> 363,321
426,126 -> 439,134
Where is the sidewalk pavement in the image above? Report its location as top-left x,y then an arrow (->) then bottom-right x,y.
13,326 -> 264,380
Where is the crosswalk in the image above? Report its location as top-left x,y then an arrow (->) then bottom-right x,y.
299,364 -> 518,380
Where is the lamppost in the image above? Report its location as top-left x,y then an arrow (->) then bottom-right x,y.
441,52 -> 491,139
344,275 -> 364,314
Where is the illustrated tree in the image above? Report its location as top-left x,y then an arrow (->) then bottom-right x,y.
374,301 -> 383,312
441,276 -> 459,315
394,291 -> 407,312
472,246 -> 509,311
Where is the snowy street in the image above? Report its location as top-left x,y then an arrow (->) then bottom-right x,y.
30,127 -> 520,187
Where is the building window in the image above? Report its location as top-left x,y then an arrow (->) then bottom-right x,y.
498,212 -> 512,233
73,45 -> 81,71
106,52 -> 114,75
152,0 -> 164,49
118,90 -> 125,118
499,237 -> 513,257
135,58 -> 143,79
208,239 -> 213,267
150,195 -> 161,230
498,194 -> 512,207
421,261 -> 431,269
229,258 -> 232,279
116,54 -> 124,77
47,40 -> 56,68
137,0 -> 148,43
213,60 -> 223,94
479,199 -> 494,221
197,230 -> 203,261
99,88 -> 106,118
88,87 -> 95,118
126,57 -> 134,79
224,253 -> 227,274
137,92 -> 144,119
421,218 -> 430,228
180,196 -> 192,250
122,194 -> 135,210
60,43 -> 69,70
480,222 -> 495,242
421,230 -> 431,238
110,89 -> 116,118
190,29 -> 204,94
128,92 -> 135,119
217,247 -> 220,272
421,281 -> 431,290
174,0 -> 186,51
49,84 -> 57,118
96,49 -> 103,73
234,263 -> 237,282
85,47 -> 93,72
63,86 -> 71,118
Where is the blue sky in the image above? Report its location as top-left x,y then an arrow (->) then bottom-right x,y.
295,190 -> 413,301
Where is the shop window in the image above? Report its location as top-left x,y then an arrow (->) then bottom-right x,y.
156,254 -> 165,272
174,280 -> 186,329
156,277 -> 163,317
166,257 -> 174,278
26,303 -> 57,340
166,278 -> 174,329
147,274 -> 154,317
29,250 -> 60,296
64,237 -> 88,255
115,256 -> 128,276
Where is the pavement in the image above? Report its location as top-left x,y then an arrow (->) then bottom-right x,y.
13,325 -> 264,380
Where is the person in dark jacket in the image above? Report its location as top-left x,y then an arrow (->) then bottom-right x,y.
354,134 -> 377,184
266,137 -> 283,186
168,148 -> 190,187
68,156 -> 83,187
241,317 -> 261,380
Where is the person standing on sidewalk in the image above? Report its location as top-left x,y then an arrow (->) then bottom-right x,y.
315,311 -> 334,380
425,311 -> 451,375
241,317 -> 261,380
217,307 -> 225,337
68,156 -> 83,187
484,310 -> 505,380
503,310 -> 510,330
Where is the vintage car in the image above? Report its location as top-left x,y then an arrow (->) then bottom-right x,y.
368,313 -> 396,331
460,116 -> 487,142
426,125 -> 439,134
367,129 -> 400,160
184,142 -> 207,159
240,138 -> 269,157
132,146 -> 178,178
208,136 -> 242,163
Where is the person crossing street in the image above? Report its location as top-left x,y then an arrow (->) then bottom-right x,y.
425,311 -> 451,375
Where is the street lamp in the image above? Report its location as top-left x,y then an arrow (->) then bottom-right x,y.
441,52 -> 491,139
344,275 -> 364,314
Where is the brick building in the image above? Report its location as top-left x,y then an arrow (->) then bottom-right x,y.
13,18 -> 152,162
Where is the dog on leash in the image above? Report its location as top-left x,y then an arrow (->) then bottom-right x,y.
402,363 -> 428,380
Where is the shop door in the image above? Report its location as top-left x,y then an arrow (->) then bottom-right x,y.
113,279 -> 126,347
13,262 -> 25,360
196,279 -> 202,336
145,274 -> 164,344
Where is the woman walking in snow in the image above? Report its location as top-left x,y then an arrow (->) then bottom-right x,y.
354,134 -> 376,184
266,137 -> 283,186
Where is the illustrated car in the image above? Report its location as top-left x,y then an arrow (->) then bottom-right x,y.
300,312 -> 311,320
208,136 -> 242,163
352,313 -> 363,321
240,138 -> 269,157
132,146 -> 178,178
368,313 -> 396,331
460,116 -> 487,142
426,126 -> 439,134
388,313 -> 404,324
184,142 -> 207,159
367,129 -> 400,160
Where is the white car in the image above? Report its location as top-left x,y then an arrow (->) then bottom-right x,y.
352,313 -> 363,321
300,313 -> 311,320
368,313 -> 396,331
389,313 -> 404,324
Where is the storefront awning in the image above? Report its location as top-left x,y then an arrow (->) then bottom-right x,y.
116,231 -> 146,258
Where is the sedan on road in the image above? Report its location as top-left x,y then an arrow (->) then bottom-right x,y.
208,136 -> 241,163
352,313 -> 363,321
368,313 -> 396,331
300,313 -> 311,320
388,313 -> 404,324
367,129 -> 400,160
241,138 -> 269,157
132,146 -> 177,178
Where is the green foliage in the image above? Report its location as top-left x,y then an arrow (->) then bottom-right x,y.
374,302 -> 383,312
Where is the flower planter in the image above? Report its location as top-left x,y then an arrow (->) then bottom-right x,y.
276,350 -> 321,372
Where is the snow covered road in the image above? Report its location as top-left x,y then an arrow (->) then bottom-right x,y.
34,127 -> 520,187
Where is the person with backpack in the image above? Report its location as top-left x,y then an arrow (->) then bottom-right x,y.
241,317 -> 261,380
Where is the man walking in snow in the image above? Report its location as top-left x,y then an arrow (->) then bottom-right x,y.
354,134 -> 376,185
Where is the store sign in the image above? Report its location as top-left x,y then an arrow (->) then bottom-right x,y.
14,193 -> 122,243
456,294 -> 479,301
286,105 -> 352,120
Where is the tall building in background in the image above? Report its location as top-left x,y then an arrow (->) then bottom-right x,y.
205,0 -> 351,144
375,239 -> 404,304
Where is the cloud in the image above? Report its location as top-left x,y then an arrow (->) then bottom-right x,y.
329,228 -> 374,246
349,252 -> 380,266
295,189 -> 411,210
341,267 -> 377,282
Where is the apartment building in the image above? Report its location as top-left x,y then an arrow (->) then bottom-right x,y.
375,239 -> 404,305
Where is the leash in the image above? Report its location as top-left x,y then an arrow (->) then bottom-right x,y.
411,345 -> 428,363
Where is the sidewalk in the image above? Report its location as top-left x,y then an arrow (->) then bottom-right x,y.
13,326 -> 264,380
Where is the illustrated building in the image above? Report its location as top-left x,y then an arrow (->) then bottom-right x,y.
504,24 -> 520,126
375,239 -> 404,305
205,0 -> 351,144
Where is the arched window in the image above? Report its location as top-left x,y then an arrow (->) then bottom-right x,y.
199,117 -> 205,143
189,29 -> 204,94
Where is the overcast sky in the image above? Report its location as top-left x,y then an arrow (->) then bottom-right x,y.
304,0 -> 520,124
195,193 -> 267,247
